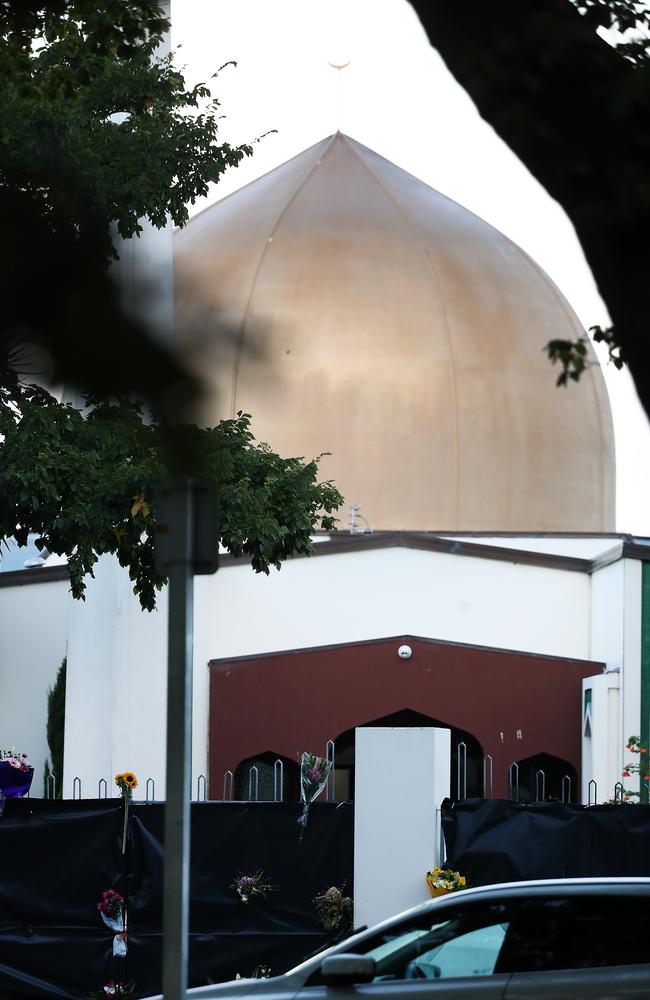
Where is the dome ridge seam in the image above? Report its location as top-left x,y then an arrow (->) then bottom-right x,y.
229,134 -> 339,416
343,137 -> 461,528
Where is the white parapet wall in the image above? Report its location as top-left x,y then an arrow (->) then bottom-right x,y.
354,727 -> 451,928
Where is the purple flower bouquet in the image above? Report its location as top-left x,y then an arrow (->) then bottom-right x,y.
0,756 -> 34,798
298,752 -> 332,835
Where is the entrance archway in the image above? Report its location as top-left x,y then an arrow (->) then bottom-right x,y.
233,751 -> 300,801
331,708 -> 484,801
511,752 -> 577,803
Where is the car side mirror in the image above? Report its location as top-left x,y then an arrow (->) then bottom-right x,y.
321,954 -> 376,986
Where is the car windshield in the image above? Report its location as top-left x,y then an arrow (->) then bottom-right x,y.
303,901 -> 512,984
352,906 -> 510,980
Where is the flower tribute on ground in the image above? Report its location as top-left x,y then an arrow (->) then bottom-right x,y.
230,870 -> 273,905
115,772 -> 137,854
97,889 -> 127,957
0,748 -> 34,802
425,867 -> 467,896
298,752 -> 332,835
313,886 -> 353,931
87,981 -> 137,999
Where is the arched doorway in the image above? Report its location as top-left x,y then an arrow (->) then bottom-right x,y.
233,751 -> 300,801
331,708 -> 484,801
510,752 -> 578,803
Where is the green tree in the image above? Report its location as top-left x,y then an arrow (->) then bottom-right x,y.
0,0 -> 254,404
0,2 -> 342,604
0,386 -> 342,610
410,0 -> 650,415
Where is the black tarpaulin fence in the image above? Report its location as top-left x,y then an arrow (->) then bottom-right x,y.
0,800 -> 353,999
442,798 -> 650,886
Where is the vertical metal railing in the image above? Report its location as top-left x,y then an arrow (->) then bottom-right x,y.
325,739 -> 335,801
28,762 -> 607,806
508,762 -> 519,802
435,807 -> 445,867
247,765 -> 259,802
273,759 -> 284,802
613,781 -> 624,804
588,779 -> 598,806
483,755 -> 493,799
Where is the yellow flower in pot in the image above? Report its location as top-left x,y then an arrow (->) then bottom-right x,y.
425,867 -> 467,897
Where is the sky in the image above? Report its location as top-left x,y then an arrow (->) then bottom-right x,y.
172,0 -> 650,534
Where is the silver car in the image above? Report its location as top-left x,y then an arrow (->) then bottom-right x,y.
147,878 -> 650,1000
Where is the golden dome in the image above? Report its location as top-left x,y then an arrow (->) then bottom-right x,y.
174,133 -> 614,532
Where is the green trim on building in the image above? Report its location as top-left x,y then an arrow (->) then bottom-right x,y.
640,564 -> 650,803
583,687 -> 592,738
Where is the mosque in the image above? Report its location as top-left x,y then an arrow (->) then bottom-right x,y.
1,133 -> 646,806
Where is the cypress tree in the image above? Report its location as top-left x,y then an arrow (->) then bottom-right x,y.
46,658 -> 66,799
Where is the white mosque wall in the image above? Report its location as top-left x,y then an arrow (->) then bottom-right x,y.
192,546 -> 593,792
64,555 -> 169,799
200,546 -> 592,662
64,546 -> 591,795
0,577 -> 70,796
590,559 -> 626,670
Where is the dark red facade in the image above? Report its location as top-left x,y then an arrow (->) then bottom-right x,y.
208,635 -> 603,799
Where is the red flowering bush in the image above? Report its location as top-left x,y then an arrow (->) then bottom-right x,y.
619,736 -> 650,801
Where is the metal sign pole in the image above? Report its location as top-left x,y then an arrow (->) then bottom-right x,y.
162,479 -> 194,1000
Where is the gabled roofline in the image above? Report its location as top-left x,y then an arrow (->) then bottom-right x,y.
2,531 -> 648,590
0,565 -> 69,587
209,632 -> 607,669
220,530 -> 627,575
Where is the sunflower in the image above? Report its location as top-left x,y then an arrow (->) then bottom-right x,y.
123,772 -> 138,789
114,773 -> 124,787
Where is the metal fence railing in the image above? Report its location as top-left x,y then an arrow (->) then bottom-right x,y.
43,740 -> 632,806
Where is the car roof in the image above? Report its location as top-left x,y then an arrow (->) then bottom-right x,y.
378,877 -> 650,921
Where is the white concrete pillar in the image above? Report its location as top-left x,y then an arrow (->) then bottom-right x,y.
581,672 -> 620,804
354,726 -> 451,928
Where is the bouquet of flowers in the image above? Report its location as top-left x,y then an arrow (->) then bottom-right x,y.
115,772 -> 137,854
235,964 -> 271,980
298,753 -> 332,835
425,867 -> 467,897
97,889 -> 125,929
0,748 -> 34,799
97,889 -> 128,957
87,981 -> 137,999
230,870 -> 273,905
313,885 -> 353,931
115,772 -> 138,797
